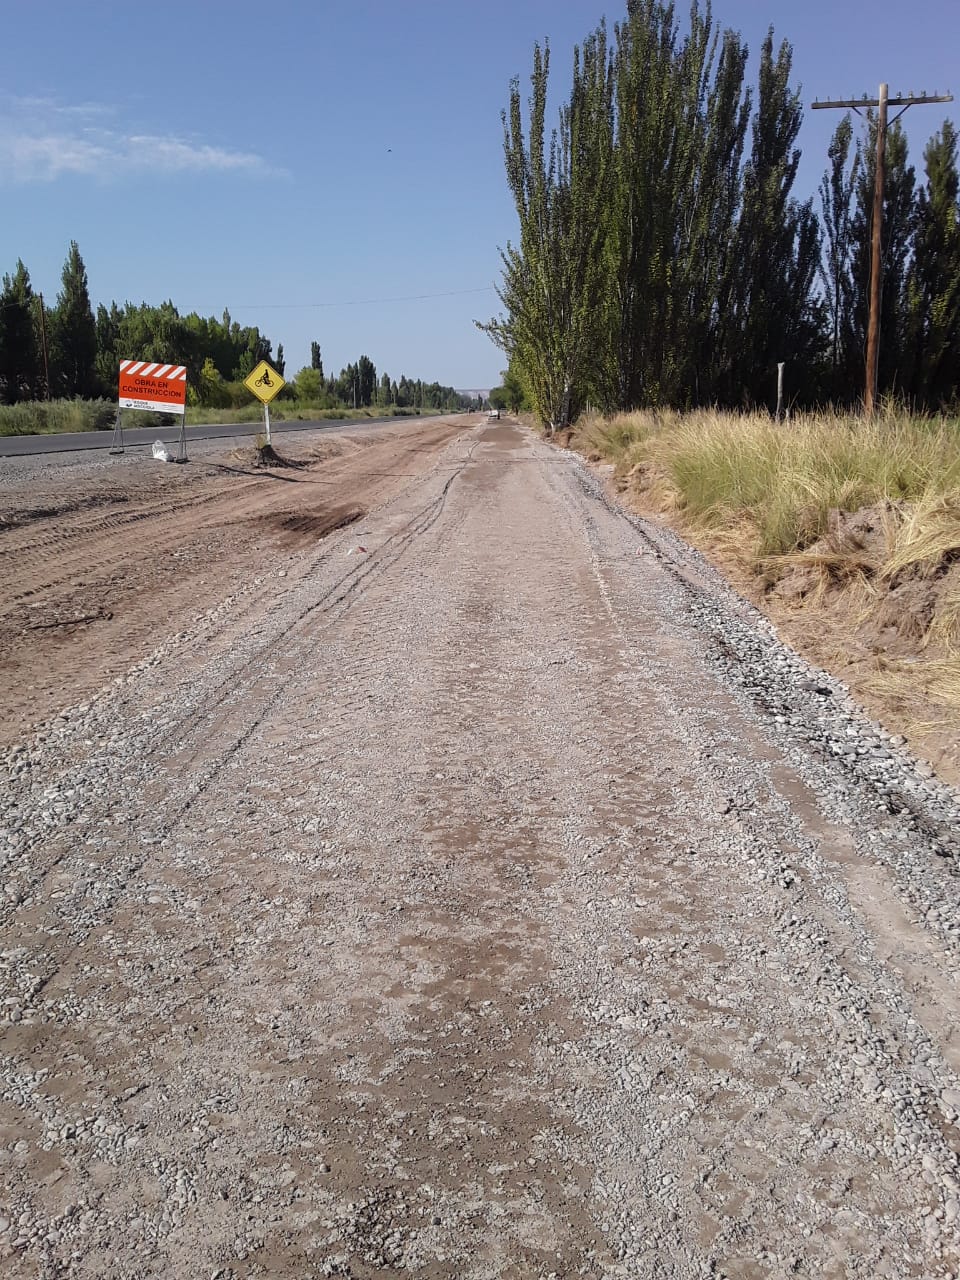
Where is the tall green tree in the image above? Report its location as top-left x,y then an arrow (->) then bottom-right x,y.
310,341 -> 323,375
501,357 -> 530,413
818,116 -> 861,397
482,31 -> 614,427
722,29 -> 823,408
604,2 -> 749,409
845,118 -> 916,401
335,361 -> 359,405
684,25 -> 753,406
0,260 -> 44,403
905,121 -> 960,407
357,354 -> 376,405
50,241 -> 97,397
486,4 -> 864,417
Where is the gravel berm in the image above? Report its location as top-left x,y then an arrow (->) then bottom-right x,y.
1,418 -> 959,1278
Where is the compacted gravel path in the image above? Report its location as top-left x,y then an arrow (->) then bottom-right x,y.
2,419 -> 959,1279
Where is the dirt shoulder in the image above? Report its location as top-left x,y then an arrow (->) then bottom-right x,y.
555,436 -> 960,791
0,417 -> 468,747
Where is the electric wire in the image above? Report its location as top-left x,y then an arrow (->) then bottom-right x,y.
229,286 -> 496,310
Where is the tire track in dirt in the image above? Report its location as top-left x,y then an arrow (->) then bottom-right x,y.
0,420 -> 464,748
1,420 -> 959,1278
0,429 -> 472,900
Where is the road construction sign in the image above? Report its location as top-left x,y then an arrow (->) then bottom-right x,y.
244,360 -> 285,404
118,361 -> 187,415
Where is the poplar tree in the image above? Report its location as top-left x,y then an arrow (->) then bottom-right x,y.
604,2 -> 753,409
905,121 -> 960,406
482,31 -> 614,428
723,29 -> 823,408
487,3 -> 828,419
0,260 -> 43,403
354,355 -> 374,405
604,0 -> 695,408
685,26 -> 752,405
50,241 -> 97,398
818,117 -> 861,398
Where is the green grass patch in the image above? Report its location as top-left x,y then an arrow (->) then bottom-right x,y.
0,399 -> 120,436
0,399 -> 443,436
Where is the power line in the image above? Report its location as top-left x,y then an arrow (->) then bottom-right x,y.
0,285 -> 497,314
229,286 -> 496,310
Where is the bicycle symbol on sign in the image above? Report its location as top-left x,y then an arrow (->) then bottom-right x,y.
255,368 -> 274,388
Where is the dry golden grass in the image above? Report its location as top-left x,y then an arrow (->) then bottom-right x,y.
581,403 -> 960,553
879,493 -> 960,581
931,587 -> 960,649
576,403 -> 960,767
864,658 -> 960,729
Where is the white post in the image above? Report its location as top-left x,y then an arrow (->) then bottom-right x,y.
776,362 -> 785,422
264,401 -> 271,446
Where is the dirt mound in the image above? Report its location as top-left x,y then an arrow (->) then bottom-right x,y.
770,501 -> 959,651
770,503 -> 896,601
252,442 -> 305,469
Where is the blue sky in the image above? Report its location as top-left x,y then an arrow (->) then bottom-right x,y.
3,1 -> 957,389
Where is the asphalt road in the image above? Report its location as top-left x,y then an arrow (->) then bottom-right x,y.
0,413 -> 438,457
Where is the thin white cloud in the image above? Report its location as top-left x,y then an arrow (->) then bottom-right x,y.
7,95 -> 114,120
124,135 -> 271,175
5,132 -> 109,182
0,95 -> 281,184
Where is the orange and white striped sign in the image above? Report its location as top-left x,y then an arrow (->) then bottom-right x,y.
118,360 -> 187,415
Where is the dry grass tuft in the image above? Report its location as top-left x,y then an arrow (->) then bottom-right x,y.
574,403 -> 960,769
879,493 -> 960,581
864,658 -> 960,729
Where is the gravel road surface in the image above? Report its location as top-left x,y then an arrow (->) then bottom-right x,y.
2,418 -> 959,1278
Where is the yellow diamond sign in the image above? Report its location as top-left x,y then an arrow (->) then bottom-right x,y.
244,359 -> 285,404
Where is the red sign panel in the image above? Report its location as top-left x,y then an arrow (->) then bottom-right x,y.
118,361 -> 187,415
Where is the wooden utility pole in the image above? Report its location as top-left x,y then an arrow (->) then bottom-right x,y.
36,292 -> 51,400
865,82 -> 888,418
812,85 -> 953,415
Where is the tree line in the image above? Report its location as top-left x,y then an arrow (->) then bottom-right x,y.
0,242 -> 468,413
483,0 -> 960,425
291,347 -> 468,413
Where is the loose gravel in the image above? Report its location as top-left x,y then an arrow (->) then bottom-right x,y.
1,419 -> 958,1278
